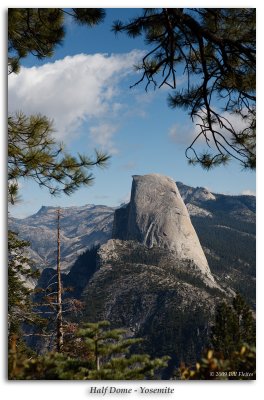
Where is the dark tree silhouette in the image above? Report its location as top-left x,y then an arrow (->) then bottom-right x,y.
211,294 -> 255,357
8,112 -> 109,203
113,8 -> 256,169
8,8 -> 105,73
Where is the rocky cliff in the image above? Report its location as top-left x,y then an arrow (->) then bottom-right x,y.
82,239 -> 224,369
80,174 -> 226,367
112,174 -> 215,284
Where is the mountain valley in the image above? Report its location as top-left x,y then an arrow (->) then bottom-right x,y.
16,174 -> 256,370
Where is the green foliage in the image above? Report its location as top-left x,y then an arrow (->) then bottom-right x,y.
113,8 -> 256,169
11,321 -> 169,380
8,230 -> 45,378
8,112 -> 109,202
71,8 -> 105,26
180,345 -> 256,380
210,294 -> 255,357
9,351 -> 92,380
76,321 -> 169,379
8,8 -> 105,73
8,230 -> 40,337
8,8 -> 64,73
179,294 -> 256,380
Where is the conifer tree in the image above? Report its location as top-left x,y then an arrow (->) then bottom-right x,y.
8,8 -> 105,73
12,321 -> 169,380
179,294 -> 256,380
210,294 -> 255,357
232,294 -> 256,346
8,230 -> 40,339
76,321 -> 169,379
8,112 -> 109,204
8,230 -> 44,378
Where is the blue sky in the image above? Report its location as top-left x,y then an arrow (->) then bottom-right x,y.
8,8 -> 256,218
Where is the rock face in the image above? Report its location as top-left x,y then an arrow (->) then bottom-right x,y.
82,239 -> 224,369
80,174 -> 226,367
113,174 -> 214,281
9,204 -> 114,272
177,182 -> 216,203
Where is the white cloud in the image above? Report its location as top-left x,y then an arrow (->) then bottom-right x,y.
8,51 -> 143,143
89,123 -> 119,155
168,109 -> 250,150
168,122 -> 196,147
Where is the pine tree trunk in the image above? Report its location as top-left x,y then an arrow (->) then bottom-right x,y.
56,209 -> 63,352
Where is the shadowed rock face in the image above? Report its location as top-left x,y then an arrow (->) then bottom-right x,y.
113,174 -> 214,280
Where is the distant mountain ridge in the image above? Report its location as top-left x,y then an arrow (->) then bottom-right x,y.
9,181 -> 256,306
9,204 -> 115,271
177,182 -> 255,221
176,182 -> 255,306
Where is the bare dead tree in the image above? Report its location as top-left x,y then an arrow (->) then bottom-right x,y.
56,208 -> 63,352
